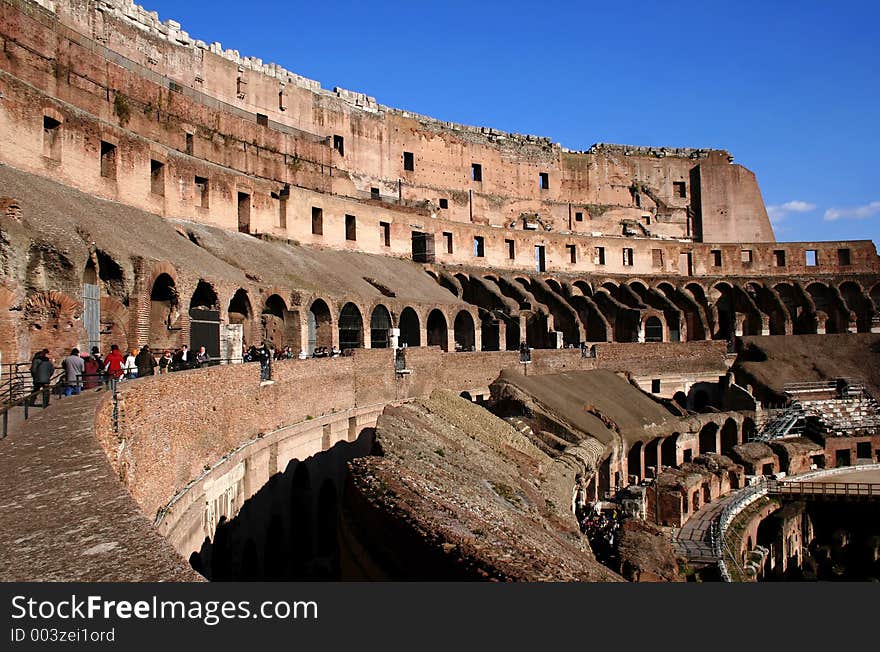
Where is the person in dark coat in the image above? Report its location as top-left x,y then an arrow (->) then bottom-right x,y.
135,345 -> 157,377
29,351 -> 54,406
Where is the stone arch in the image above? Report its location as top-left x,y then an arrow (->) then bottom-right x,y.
643,315 -> 664,342
228,288 -> 254,347
545,278 -> 563,294
426,308 -> 448,351
699,422 -> 719,454
774,282 -> 816,334
399,306 -> 421,347
870,283 -> 880,311
746,281 -> 787,335
369,304 -> 392,348
95,250 -> 126,301
338,302 -> 363,350
189,280 -> 220,357
661,433 -> 679,468
308,298 -> 333,354
262,294 -> 288,350
806,282 -> 846,333
453,310 -> 476,351
627,441 -> 643,481
644,437 -> 662,477
573,280 -> 593,296
839,281 -> 873,332
657,281 -> 706,341
721,418 -> 739,454
149,272 -> 180,349
742,416 -> 757,443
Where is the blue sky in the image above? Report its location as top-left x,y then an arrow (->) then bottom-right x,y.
140,0 -> 880,247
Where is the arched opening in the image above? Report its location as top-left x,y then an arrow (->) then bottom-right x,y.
699,423 -> 719,454
426,309 -> 448,350
399,307 -> 421,347
627,441 -> 643,481
189,280 -> 220,357
308,299 -> 332,355
644,316 -> 663,342
840,282 -> 873,332
82,259 -> 100,353
149,272 -> 179,349
480,317 -> 500,351
228,288 -> 253,349
504,317 -> 521,351
673,391 -> 688,409
721,418 -> 739,454
644,438 -> 661,478
661,433 -> 679,468
692,388 -> 710,412
692,490 -> 701,512
453,310 -> 476,351
369,305 -> 392,348
460,391 -> 473,401
338,303 -> 363,350
742,417 -> 757,443
263,294 -> 288,350
702,484 -> 711,504
807,282 -> 845,333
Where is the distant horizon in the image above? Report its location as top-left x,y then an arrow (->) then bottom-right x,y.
127,0 -> 880,250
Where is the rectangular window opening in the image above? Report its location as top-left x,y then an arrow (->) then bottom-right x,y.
837,248 -> 851,266
380,221 -> 391,247
539,172 -> 549,190
471,163 -> 482,182
345,214 -> 356,241
566,244 -> 577,264
333,134 -> 345,156
595,246 -> 606,265
311,207 -> 323,235
150,159 -> 164,196
506,239 -> 515,260
371,187 -> 380,199
673,181 -> 687,198
256,113 -> 268,127
741,249 -> 753,265
623,248 -> 634,266
185,132 -> 193,155
711,249 -> 722,267
194,176 -> 209,208
403,151 -> 414,172
237,192 -> 251,234
443,232 -> 453,254
473,236 -> 485,258
651,379 -> 661,394
805,250 -> 818,267
774,250 -> 786,267
575,211 -> 583,222
535,245 -> 546,273
43,116 -> 61,161
100,141 -> 117,180
439,198 -> 448,209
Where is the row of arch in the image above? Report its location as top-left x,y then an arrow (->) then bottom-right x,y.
429,270 -> 880,348
148,271 -> 480,354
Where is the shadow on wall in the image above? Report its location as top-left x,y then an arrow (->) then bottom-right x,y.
190,428 -> 375,581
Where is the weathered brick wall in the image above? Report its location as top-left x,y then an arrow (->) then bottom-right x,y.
94,341 -> 733,521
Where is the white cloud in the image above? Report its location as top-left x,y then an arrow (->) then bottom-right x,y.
823,200 -> 880,221
766,200 -> 816,224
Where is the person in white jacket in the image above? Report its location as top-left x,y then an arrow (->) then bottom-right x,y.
122,349 -> 138,380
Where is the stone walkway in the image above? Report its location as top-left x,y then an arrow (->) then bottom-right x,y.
0,390 -> 200,581
673,492 -> 741,564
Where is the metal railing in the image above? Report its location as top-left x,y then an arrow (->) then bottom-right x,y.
0,369 -> 66,440
771,481 -> 880,499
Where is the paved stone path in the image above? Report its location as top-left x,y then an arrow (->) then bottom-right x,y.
673,491 -> 742,564
0,390 -> 200,581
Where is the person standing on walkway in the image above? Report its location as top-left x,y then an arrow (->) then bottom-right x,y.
62,348 -> 85,396
103,344 -> 125,381
135,345 -> 157,377
122,349 -> 138,380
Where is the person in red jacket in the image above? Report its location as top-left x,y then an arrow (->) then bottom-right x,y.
103,344 -> 125,381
